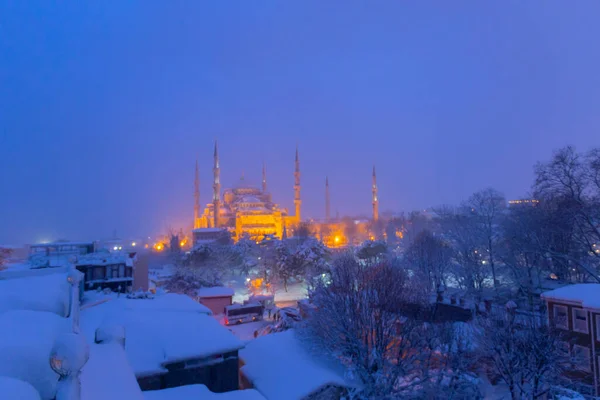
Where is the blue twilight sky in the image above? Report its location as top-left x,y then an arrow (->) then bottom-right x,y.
1,1 -> 600,244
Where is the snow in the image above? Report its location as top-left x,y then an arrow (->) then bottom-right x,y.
240,330 -> 349,400
0,310 -> 70,400
0,271 -> 71,316
227,320 -> 271,341
81,343 -> 143,400
0,377 -> 41,400
198,286 -> 235,298
80,293 -> 243,377
541,284 -> 600,309
143,384 -> 265,400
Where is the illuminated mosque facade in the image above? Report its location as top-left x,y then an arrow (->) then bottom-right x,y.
193,141 -> 379,245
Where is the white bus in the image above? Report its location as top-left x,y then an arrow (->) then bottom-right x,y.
224,303 -> 264,325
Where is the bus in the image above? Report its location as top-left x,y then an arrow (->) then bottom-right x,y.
224,302 -> 264,325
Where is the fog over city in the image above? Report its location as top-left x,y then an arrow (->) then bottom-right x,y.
2,2 -> 600,243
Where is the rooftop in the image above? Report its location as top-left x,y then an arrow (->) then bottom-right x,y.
0,377 -> 41,400
541,283 -> 600,309
239,330 -> 350,400
0,269 -> 71,316
197,286 -> 235,298
81,343 -> 144,400
143,384 -> 265,400
0,310 -> 70,400
31,241 -> 94,248
81,293 -> 242,377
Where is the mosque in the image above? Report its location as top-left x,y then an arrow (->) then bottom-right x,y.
193,141 -> 379,244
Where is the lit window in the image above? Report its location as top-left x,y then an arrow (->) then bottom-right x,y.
553,305 -> 568,330
573,308 -> 589,334
572,345 -> 591,372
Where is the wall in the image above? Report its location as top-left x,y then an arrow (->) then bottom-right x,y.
198,296 -> 232,316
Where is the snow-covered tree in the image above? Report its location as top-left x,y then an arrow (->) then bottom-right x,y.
301,252 -> 479,398
172,242 -> 243,287
477,305 -> 566,400
234,234 -> 259,276
356,240 -> 388,266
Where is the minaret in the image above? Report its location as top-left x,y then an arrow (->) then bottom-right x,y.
194,160 -> 200,229
262,161 -> 267,193
294,145 -> 301,222
372,165 -> 379,222
325,176 -> 331,222
212,141 -> 221,227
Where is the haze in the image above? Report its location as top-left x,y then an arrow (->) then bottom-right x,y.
1,1 -> 600,244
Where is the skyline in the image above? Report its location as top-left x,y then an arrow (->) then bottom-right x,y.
2,1 -> 600,243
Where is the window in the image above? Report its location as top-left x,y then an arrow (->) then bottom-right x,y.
572,345 -> 591,372
118,264 -> 125,278
93,267 -> 105,280
596,315 -> 600,341
553,305 -> 568,330
572,308 -> 589,334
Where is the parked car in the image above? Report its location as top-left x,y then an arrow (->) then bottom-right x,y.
275,307 -> 301,323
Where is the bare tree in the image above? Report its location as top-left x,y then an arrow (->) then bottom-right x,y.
404,230 -> 453,294
534,146 -> 600,282
465,188 -> 506,289
500,204 -> 549,308
436,206 -> 487,292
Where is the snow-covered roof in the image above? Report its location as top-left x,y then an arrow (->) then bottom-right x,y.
240,330 -> 350,400
0,310 -> 70,400
197,286 -> 235,298
541,284 -> 600,309
0,377 -> 41,400
76,252 -> 134,267
0,270 -> 71,316
81,343 -> 143,400
81,294 -> 243,377
143,384 -> 265,400
31,241 -> 94,247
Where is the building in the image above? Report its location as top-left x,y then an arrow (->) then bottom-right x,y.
75,251 -> 137,292
0,267 -> 88,400
541,284 -> 600,396
196,287 -> 235,315
193,142 -> 301,242
81,293 -> 245,393
29,241 -> 96,267
508,199 -> 539,207
193,228 -> 231,246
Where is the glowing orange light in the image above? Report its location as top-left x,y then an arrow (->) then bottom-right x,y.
154,243 -> 164,251
334,236 -> 340,243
